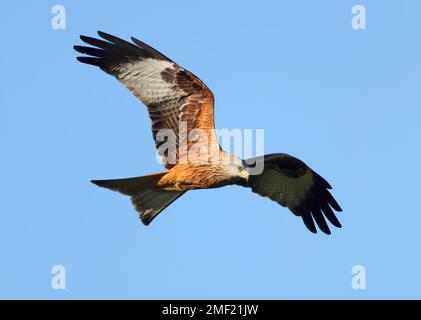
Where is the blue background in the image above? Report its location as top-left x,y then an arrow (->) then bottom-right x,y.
1,1 -> 420,299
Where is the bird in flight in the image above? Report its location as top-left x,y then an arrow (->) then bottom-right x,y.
74,31 -> 343,234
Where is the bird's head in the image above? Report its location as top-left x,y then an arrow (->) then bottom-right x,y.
222,152 -> 249,184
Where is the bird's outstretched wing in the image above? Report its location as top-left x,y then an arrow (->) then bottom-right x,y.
241,153 -> 342,234
74,31 -> 217,169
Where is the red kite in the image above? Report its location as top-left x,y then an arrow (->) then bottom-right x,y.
74,32 -> 342,234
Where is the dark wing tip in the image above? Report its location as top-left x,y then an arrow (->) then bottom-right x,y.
79,35 -> 93,43
321,203 -> 342,228
74,45 -> 104,57
292,185 -> 342,235
97,30 -> 108,38
131,36 -> 172,62
97,31 -> 129,46
333,203 -> 343,212
326,191 -> 343,212
76,56 -> 103,67
300,211 -> 318,234
311,208 -> 332,235
76,32 -> 163,70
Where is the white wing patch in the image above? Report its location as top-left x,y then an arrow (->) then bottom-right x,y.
113,59 -> 183,105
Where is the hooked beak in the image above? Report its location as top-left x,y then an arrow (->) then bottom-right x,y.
241,169 -> 250,182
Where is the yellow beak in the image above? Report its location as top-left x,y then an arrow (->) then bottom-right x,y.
241,169 -> 250,181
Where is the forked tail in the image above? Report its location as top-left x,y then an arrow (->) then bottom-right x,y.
91,173 -> 184,225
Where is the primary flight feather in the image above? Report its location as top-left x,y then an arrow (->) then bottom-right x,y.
74,31 -> 343,234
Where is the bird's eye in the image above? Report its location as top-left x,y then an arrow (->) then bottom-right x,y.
238,166 -> 244,172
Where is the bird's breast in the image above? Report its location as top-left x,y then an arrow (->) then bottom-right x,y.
156,164 -> 228,191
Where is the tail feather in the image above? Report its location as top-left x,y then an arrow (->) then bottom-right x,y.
131,188 -> 184,225
91,173 -> 185,225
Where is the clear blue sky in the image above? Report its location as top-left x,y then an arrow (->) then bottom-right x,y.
1,0 -> 420,299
